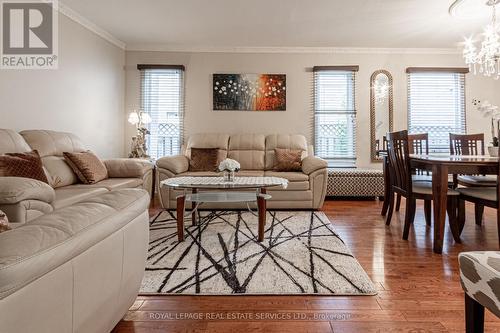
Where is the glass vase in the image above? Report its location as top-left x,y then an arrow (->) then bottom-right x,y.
223,170 -> 235,182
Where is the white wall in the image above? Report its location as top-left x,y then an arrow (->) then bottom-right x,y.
126,50 -> 500,168
0,14 -> 125,158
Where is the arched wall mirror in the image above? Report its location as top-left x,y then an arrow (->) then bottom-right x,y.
370,70 -> 394,162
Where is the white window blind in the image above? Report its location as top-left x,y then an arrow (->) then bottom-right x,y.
314,66 -> 358,167
139,65 -> 185,160
407,69 -> 466,153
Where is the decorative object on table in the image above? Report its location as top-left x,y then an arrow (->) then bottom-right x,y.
473,99 -> 500,156
213,74 -> 286,111
218,158 -> 240,182
0,210 -> 11,233
460,0 -> 500,79
142,210 -> 376,295
128,110 -> 152,159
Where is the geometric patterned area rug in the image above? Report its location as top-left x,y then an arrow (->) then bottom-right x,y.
140,210 -> 377,295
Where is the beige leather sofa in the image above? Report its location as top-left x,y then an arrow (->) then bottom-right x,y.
0,129 -> 153,224
156,133 -> 328,209
0,188 -> 150,333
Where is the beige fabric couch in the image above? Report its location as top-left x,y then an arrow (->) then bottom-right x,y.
0,188 -> 150,333
157,133 -> 328,209
0,129 -> 153,224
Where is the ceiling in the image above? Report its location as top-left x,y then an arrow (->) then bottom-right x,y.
61,0 -> 494,50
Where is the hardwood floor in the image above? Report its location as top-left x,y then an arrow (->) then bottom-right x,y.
113,198 -> 500,332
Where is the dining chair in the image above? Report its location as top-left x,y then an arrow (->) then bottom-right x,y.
457,160 -> 500,247
394,133 -> 433,226
450,133 -> 496,225
386,130 -> 461,241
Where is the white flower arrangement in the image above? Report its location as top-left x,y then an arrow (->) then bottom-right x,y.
218,158 -> 240,172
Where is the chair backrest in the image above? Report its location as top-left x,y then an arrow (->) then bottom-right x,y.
408,133 -> 429,155
449,133 -> 485,156
387,130 -> 412,195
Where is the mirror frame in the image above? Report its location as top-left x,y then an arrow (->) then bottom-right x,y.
370,69 -> 394,163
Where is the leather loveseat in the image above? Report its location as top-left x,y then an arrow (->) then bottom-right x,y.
0,129 -> 153,225
156,133 -> 328,210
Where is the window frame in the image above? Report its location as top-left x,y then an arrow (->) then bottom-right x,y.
406,67 -> 468,154
313,66 -> 359,168
138,64 -> 185,160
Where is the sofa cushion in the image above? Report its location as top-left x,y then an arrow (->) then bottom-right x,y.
63,151 -> 108,184
265,134 -> 308,170
273,148 -> 303,172
264,171 -> 309,182
0,188 -> 150,299
70,178 -> 143,191
0,151 -> 49,184
228,134 -> 266,170
0,129 -> 31,154
20,130 -> 86,158
52,187 -> 108,210
42,156 -> 78,188
189,148 -> 219,172
185,134 -> 229,162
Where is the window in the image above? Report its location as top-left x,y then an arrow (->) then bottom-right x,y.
139,65 -> 185,160
314,66 -> 358,167
407,68 -> 467,153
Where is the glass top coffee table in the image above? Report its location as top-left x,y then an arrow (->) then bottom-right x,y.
161,176 -> 288,242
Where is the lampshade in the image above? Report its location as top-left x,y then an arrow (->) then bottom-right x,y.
128,111 -> 139,125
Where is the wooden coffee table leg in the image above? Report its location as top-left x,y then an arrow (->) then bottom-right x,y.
257,188 -> 267,242
192,188 -> 197,226
177,195 -> 186,242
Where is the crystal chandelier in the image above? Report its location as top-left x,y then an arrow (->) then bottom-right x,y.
463,0 -> 500,79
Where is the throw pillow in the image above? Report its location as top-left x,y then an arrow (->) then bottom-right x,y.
189,148 -> 219,172
274,148 -> 303,172
0,210 -> 10,233
0,150 -> 49,183
63,151 -> 108,184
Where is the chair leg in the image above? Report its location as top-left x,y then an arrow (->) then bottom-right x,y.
402,198 -> 416,240
424,200 -> 432,227
475,204 -> 484,226
395,194 -> 402,212
385,190 -> 395,226
465,294 -> 484,333
447,197 -> 461,243
458,199 -> 466,234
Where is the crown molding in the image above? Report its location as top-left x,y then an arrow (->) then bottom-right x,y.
126,44 -> 461,55
58,2 -> 126,50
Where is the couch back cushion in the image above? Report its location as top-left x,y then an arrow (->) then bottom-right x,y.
20,130 -> 85,188
20,130 -> 86,157
185,134 -> 229,162
228,134 -> 265,170
265,134 -> 308,170
0,129 -> 31,154
42,156 -> 78,188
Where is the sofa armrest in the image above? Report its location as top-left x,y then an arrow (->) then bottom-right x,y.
0,177 -> 55,205
156,155 -> 189,174
104,158 -> 153,178
302,156 -> 328,175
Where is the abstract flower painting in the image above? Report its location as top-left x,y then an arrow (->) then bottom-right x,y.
213,74 -> 286,111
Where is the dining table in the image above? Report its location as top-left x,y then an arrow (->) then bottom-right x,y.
409,154 -> 499,254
